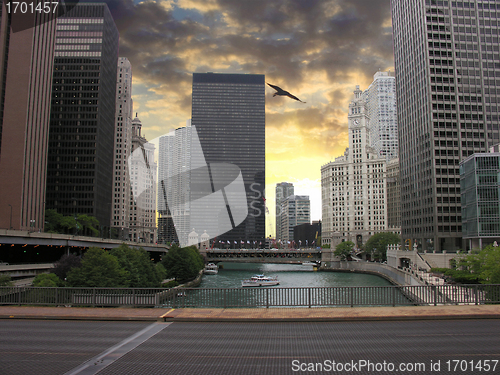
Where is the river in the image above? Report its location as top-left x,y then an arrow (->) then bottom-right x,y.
199,262 -> 394,288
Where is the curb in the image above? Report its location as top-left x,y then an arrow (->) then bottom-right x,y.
161,314 -> 500,323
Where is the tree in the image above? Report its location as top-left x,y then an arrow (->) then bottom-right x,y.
44,209 -> 64,233
44,209 -> 100,236
161,245 -> 204,282
66,247 -> 128,287
77,214 -> 99,237
459,244 -> 500,284
364,232 -> 401,261
33,273 -> 62,287
52,254 -> 81,281
110,244 -> 164,287
334,241 -> 355,261
0,275 -> 13,286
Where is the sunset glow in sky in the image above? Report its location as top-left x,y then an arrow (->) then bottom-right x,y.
104,0 -> 395,236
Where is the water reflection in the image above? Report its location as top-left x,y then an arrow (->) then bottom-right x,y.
199,262 -> 394,289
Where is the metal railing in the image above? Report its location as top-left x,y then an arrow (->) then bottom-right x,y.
0,284 -> 499,308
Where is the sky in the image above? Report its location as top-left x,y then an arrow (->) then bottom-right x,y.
102,0 -> 394,237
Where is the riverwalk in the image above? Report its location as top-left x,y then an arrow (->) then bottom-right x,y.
1,304 -> 499,322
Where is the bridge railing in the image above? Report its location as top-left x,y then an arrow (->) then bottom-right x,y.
0,284 -> 499,308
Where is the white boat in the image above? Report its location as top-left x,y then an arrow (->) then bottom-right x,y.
241,274 -> 279,287
204,263 -> 218,275
301,261 -> 318,267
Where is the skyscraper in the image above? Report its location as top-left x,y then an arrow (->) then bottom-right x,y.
191,73 -> 265,244
45,3 -> 119,229
391,0 -> 500,251
129,115 -> 157,243
157,121 -> 195,245
280,195 -> 310,243
112,57 -> 133,240
0,6 -> 57,231
321,87 -> 387,248
275,182 -> 294,240
363,71 -> 398,161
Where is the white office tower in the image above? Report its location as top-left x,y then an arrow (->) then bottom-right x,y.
321,86 -> 387,249
363,71 -> 398,161
157,121 -> 195,246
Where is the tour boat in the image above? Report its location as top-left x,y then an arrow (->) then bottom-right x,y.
204,263 -> 218,275
301,261 -> 319,267
241,274 -> 280,287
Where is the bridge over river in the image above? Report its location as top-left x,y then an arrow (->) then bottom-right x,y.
204,248 -> 322,264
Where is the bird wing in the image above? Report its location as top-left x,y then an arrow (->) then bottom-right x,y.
285,92 -> 306,103
267,83 -> 283,92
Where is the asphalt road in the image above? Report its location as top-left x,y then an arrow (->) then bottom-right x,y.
1,319 -> 499,375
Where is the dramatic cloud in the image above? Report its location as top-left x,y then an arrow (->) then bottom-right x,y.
95,0 -> 394,232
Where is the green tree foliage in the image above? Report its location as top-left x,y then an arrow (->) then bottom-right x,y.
33,273 -> 62,287
364,232 -> 401,261
334,241 -> 355,261
66,247 -> 128,287
0,275 -> 13,286
52,254 -> 81,281
459,244 -> 500,284
77,214 -> 99,237
161,245 -> 204,282
44,209 -> 100,236
110,244 -> 164,287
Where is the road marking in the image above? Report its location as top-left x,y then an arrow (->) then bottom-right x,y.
160,308 -> 175,318
64,322 -> 171,375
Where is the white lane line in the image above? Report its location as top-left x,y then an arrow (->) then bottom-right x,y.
64,322 -> 171,375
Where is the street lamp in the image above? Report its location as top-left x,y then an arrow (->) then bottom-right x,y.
7,204 -> 12,230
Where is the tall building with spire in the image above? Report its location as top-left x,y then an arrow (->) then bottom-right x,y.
391,0 -> 500,251
321,86 -> 387,248
129,114 -> 157,243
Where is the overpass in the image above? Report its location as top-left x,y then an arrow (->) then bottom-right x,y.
0,229 -> 169,264
204,248 -> 322,264
0,229 -> 169,253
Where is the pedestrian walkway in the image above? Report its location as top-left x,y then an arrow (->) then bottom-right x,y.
0,304 -> 499,322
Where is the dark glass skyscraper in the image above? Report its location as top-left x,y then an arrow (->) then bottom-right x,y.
191,73 -> 265,244
45,3 -> 118,228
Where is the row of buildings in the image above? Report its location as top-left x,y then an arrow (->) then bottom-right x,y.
0,4 -> 160,243
0,3 -> 268,246
318,0 -> 500,252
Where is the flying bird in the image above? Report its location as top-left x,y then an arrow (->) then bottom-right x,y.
267,83 -> 306,103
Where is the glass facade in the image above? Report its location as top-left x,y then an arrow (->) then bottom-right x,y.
45,4 -> 118,228
391,0 -> 500,251
460,153 -> 500,248
275,182 -> 294,240
191,73 -> 265,244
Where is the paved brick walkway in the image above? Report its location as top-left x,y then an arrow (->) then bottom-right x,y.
0,304 -> 499,322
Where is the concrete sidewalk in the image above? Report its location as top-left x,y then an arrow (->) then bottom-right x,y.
0,304 -> 499,322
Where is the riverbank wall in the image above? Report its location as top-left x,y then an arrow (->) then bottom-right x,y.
321,261 -> 423,286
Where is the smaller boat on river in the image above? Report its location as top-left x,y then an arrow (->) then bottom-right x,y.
204,263 -> 218,275
241,274 -> 280,287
